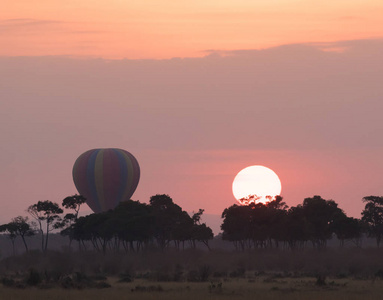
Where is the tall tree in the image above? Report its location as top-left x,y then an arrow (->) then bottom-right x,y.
61,195 -> 86,245
10,216 -> 35,252
283,205 -> 309,249
110,200 -> 153,252
0,217 -> 35,254
332,215 -> 362,247
361,196 -> 383,247
62,194 -> 86,220
0,223 -> 18,255
221,204 -> 253,250
27,200 -> 63,252
265,197 -> 288,248
150,194 -> 188,249
301,195 -> 344,248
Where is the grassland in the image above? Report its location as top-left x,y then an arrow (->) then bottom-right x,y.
1,276 -> 383,300
2,248 -> 383,299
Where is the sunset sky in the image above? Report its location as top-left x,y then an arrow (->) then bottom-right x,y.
2,0 -> 383,58
1,0 -> 383,233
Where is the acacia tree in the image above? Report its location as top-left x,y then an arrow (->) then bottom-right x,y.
150,194 -> 191,249
61,195 -> 86,245
221,204 -> 253,250
361,196 -> 383,247
283,205 -> 309,249
10,216 -> 35,252
62,195 -> 86,220
27,200 -> 63,252
112,200 -> 154,252
301,195 -> 344,248
0,216 -> 35,254
69,195 -> 212,253
0,223 -> 18,255
332,215 -> 362,247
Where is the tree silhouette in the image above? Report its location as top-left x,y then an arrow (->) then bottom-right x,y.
62,194 -> 86,220
0,216 -> 35,254
150,194 -> 192,249
361,196 -> 383,247
191,223 -> 214,250
12,216 -> 35,252
332,215 -> 362,247
220,195 -> 364,250
237,194 -> 261,205
0,222 -> 18,255
68,195 -> 212,252
111,200 -> 153,252
221,204 -> 253,250
190,209 -> 213,249
301,195 -> 344,248
283,205 -> 309,249
27,200 -> 63,252
61,194 -> 86,245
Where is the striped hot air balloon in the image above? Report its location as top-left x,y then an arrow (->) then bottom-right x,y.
72,148 -> 140,213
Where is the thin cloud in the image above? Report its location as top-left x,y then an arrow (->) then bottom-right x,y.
203,38 -> 383,57
0,19 -> 105,36
1,18 -> 63,27
339,16 -> 362,21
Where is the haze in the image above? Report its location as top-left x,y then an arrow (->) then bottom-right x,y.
1,0 -> 383,233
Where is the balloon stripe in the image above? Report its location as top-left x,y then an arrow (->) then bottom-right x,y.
73,150 -> 94,208
124,150 -> 140,199
94,149 -> 105,211
131,152 -> 140,196
86,149 -> 102,213
103,149 -> 121,211
114,149 -> 129,205
120,150 -> 134,201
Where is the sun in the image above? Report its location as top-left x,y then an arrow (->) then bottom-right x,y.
232,165 -> 282,205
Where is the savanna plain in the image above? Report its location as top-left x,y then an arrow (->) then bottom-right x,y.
2,247 -> 383,300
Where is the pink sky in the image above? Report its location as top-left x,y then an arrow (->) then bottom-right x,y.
1,1 -> 383,233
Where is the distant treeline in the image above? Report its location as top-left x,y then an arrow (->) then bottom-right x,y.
0,194 -> 213,254
221,195 -> 383,250
69,195 -> 213,253
1,194 -> 383,254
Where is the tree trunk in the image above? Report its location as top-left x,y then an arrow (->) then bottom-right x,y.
44,222 -> 50,253
21,235 -> 29,252
11,238 -> 15,256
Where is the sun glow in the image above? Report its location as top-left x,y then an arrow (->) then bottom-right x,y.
232,165 -> 282,205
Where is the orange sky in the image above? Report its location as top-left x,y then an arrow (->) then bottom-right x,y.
2,0 -> 383,58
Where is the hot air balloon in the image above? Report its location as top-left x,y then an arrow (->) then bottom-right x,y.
72,148 -> 140,213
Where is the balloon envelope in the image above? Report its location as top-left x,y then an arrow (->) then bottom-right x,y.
72,148 -> 140,213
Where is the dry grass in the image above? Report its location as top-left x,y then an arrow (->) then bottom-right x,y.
2,248 -> 383,299
3,247 -> 383,278
1,276 -> 383,300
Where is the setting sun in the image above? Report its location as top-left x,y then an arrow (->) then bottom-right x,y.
232,165 -> 282,205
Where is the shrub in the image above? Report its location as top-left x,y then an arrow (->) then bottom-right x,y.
1,277 -> 15,287
26,269 -> 41,286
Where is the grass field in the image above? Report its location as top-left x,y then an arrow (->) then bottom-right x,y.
2,248 -> 383,299
1,276 -> 383,300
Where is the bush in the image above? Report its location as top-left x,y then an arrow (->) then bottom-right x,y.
187,270 -> 200,282
199,265 -> 211,282
26,269 -> 41,286
118,272 -> 133,283
316,274 -> 326,286
173,264 -> 184,282
95,281 -> 111,289
1,277 -> 15,287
